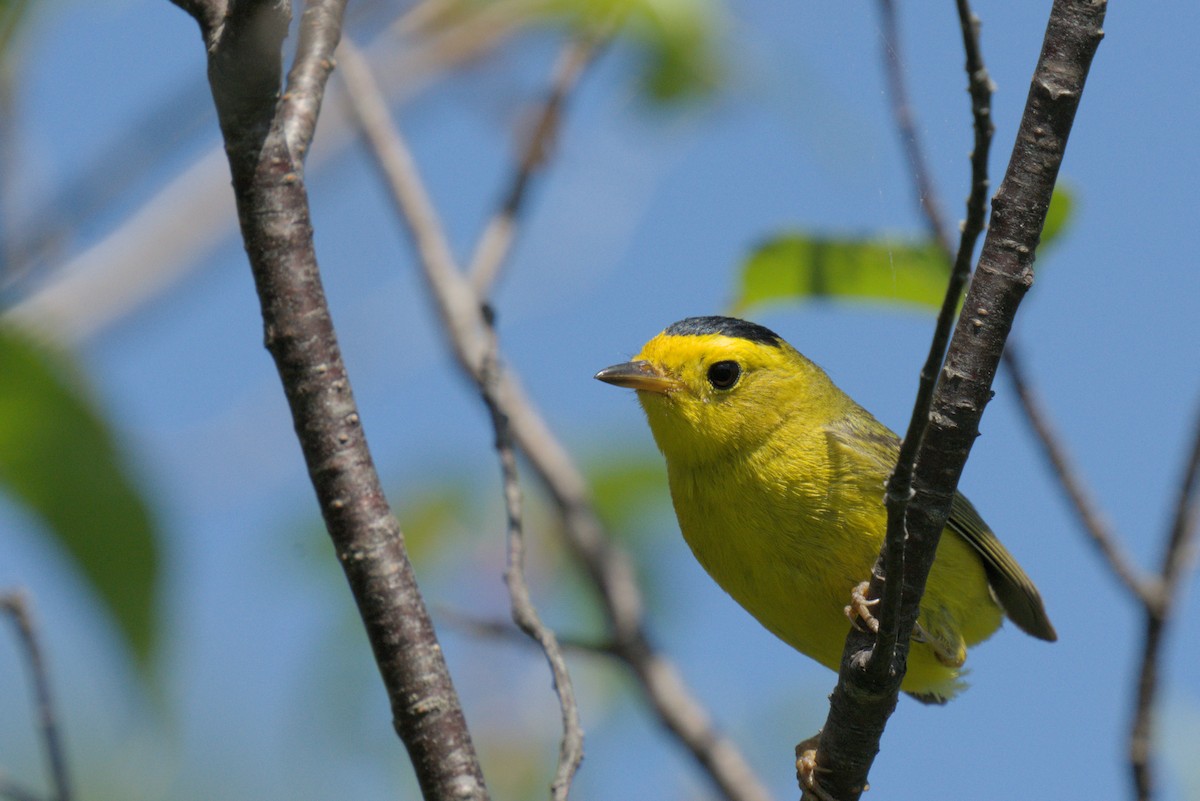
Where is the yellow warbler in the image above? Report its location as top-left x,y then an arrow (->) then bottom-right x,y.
596,315 -> 1055,702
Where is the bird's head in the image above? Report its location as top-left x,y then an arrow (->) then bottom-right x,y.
595,316 -> 842,466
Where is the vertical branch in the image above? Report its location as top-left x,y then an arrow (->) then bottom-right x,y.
1,592 -> 71,801
812,1 -> 1107,798
167,3 -> 489,800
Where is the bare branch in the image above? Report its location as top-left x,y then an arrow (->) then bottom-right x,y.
483,325 -> 585,799
813,2 -> 1107,798
437,608 -> 618,658
877,0 -> 953,251
171,2 -> 490,799
339,38 -> 772,801
1130,400 -> 1200,801
1,591 -> 71,801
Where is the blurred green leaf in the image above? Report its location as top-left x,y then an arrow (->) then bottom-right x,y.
1040,185 -> 1074,247
0,326 -> 158,666
547,0 -> 725,102
733,233 -> 949,314
0,0 -> 33,57
588,451 -> 669,533
397,483 -> 477,565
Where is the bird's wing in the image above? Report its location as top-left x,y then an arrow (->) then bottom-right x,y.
946,493 -> 1057,642
825,415 -> 1057,643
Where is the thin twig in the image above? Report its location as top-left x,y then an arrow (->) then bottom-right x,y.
481,321 -> 585,800
438,608 -> 619,658
467,33 -> 606,294
1130,401 -> 1200,801
877,0 -> 953,251
2,592 -> 71,801
339,37 -> 772,801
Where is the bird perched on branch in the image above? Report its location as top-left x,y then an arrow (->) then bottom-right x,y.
596,315 -> 1055,703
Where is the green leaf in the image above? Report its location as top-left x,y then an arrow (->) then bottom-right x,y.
0,326 -> 158,666
732,233 -> 950,314
1040,186 -> 1074,248
545,0 -> 725,103
588,452 -> 669,534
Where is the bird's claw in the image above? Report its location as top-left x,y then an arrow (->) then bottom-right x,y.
795,735 -> 838,801
844,580 -> 880,635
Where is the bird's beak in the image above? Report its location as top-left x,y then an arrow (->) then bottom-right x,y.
594,360 -> 681,394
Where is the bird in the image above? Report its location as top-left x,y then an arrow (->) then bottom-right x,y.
595,315 -> 1055,703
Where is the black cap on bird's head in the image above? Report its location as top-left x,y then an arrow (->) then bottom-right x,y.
662,316 -> 784,348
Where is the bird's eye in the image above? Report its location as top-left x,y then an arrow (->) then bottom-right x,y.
707,360 -> 741,390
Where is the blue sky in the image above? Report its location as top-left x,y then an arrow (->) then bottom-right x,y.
2,1 -> 1199,800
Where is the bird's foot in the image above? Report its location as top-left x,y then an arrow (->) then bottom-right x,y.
795,735 -> 837,801
913,621 -> 966,668
844,581 -> 880,635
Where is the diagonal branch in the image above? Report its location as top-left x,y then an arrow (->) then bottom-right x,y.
168,3 -> 489,800
338,36 -> 772,801
812,2 -> 1107,798
1,592 -> 71,801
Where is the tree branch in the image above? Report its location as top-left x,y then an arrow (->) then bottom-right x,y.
1,591 -> 70,801
482,321 -> 585,800
339,36 -> 772,801
1002,346 -> 1156,604
1130,400 -> 1200,801
170,3 -> 489,799
864,0 -> 998,682
812,2 -> 1106,798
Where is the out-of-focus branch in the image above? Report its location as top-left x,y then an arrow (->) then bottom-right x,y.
812,2 -> 1106,798
467,32 -> 606,293
876,0 -> 953,251
1130,402 -> 1200,801
8,0 -> 533,343
169,3 -> 489,800
339,37 -> 773,801
1,591 -> 70,801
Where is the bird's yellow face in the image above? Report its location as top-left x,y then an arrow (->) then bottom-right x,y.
597,319 -> 841,468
